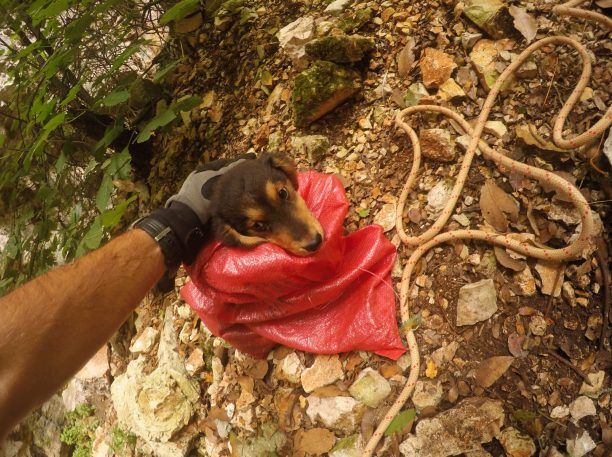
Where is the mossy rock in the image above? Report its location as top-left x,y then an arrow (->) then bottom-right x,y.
337,7 -> 372,33
129,78 -> 163,109
292,60 -> 362,127
463,0 -> 517,39
305,34 -> 374,63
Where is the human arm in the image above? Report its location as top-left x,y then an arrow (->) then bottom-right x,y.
0,229 -> 164,439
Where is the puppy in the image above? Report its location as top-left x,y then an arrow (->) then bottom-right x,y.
208,153 -> 324,256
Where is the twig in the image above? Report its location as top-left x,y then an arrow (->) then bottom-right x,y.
544,349 -> 590,383
595,248 -> 610,353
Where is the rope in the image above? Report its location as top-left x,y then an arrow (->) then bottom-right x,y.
363,1 -> 610,454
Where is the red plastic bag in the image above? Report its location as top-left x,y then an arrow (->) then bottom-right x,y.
181,171 -> 405,360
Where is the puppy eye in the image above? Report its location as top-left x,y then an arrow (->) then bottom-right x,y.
278,187 -> 289,200
252,221 -> 267,232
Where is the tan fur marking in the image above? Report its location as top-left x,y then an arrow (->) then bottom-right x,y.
223,224 -> 266,247
265,180 -> 279,203
293,194 -> 324,243
244,207 -> 265,221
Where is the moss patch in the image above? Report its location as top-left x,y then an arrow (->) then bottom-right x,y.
60,404 -> 99,457
337,7 -> 372,33
292,60 -> 361,127
305,34 -> 374,63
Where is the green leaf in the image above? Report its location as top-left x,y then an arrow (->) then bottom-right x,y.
384,409 -> 416,437
101,90 -> 130,107
60,81 -> 84,108
93,123 -> 124,153
110,43 -> 143,72
96,174 -> 113,211
32,0 -> 71,25
65,14 -> 94,44
84,158 -> 98,175
152,60 -> 180,83
100,195 -> 136,228
0,133 -> 5,148
107,149 -> 131,179
159,0 -> 200,25
76,217 -> 104,257
399,313 -> 422,333
136,109 -> 176,143
357,208 -> 370,218
43,112 -> 66,132
173,95 -> 202,113
55,151 -> 66,174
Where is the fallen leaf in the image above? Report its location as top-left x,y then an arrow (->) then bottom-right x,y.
494,246 -> 525,271
397,37 -> 416,77
508,6 -> 538,43
479,180 -> 520,232
475,356 -> 514,388
294,427 -> 336,455
508,333 -> 528,357
425,359 -> 438,378
390,87 -> 406,108
516,124 -> 565,152
384,409 -> 416,436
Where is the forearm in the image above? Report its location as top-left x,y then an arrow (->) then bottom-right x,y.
0,229 -> 164,438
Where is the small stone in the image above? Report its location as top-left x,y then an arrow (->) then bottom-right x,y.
185,348 -> 205,376
470,39 -> 501,90
129,327 -> 159,353
461,32 -> 483,50
277,16 -> 316,66
75,345 -> 110,380
291,135 -> 331,162
419,128 -> 456,162
528,315 -> 547,336
419,48 -> 457,88
431,341 -> 459,367
562,281 -> 576,306
463,0 -> 516,39
468,253 -> 481,266
514,266 -> 536,296
305,34 -> 374,63
566,430 -> 596,457
578,371 -> 605,398
324,0 -> 353,14
453,213 -> 470,227
475,356 -> 513,388
374,202 -> 397,232
484,120 -> 507,138
569,396 -> 596,421
516,59 -> 538,79
404,82 -> 430,106
411,380 -> 443,411
535,260 -> 564,297
456,279 -> 497,326
292,60 -> 362,127
348,368 -> 391,407
301,354 -> 344,393
437,78 -> 466,101
306,395 -> 365,432
399,397 -> 504,457
498,427 -> 536,457
427,179 -> 453,213
550,405 -> 569,419
276,352 -> 305,384
397,353 -> 412,372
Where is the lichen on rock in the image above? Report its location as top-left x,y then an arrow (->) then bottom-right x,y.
292,60 -> 361,127
305,34 -> 374,63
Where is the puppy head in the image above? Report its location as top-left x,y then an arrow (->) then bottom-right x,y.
210,153 -> 324,256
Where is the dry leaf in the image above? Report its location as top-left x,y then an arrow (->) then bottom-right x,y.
508,6 -> 538,43
475,356 -> 514,388
425,359 -> 438,378
479,180 -> 520,232
595,0 -> 612,7
390,87 -> 406,108
397,37 -> 416,77
494,246 -> 526,271
516,124 -> 565,152
294,427 -> 336,455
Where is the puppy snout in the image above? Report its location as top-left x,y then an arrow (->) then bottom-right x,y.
304,233 -> 323,252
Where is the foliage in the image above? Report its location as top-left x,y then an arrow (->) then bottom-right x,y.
60,404 -> 99,457
384,408 -> 416,436
109,425 -> 137,455
0,0 -> 196,293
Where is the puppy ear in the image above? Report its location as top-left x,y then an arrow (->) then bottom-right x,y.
262,152 -> 299,189
213,218 -> 266,248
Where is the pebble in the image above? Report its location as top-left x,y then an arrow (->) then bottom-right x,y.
419,128 -> 456,162
569,396 -> 596,421
419,48 -> 457,88
550,405 -> 569,419
373,202 -> 397,232
276,352 -> 305,384
348,368 -> 391,408
129,327 -> 159,354
185,348 -> 205,376
427,179 -> 453,213
498,427 -> 536,457
301,354 -> 344,393
456,279 -> 497,326
514,266 -> 536,296
306,395 -> 364,432
412,380 -> 443,411
566,430 -> 596,457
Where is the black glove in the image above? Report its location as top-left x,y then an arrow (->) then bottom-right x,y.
134,154 -> 255,291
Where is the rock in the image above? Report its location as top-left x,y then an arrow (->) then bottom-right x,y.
528,315 -> 547,336
62,376 -> 108,411
305,34 -> 374,63
292,60 -> 361,127
475,356 -> 513,388
301,354 -> 344,393
569,396 -> 596,421
399,397 -> 505,456
461,32 -> 483,50
578,371 -> 605,398
550,405 -> 569,419
513,266 -> 536,296
470,39 -> 501,90
129,326 -> 159,353
324,0 -> 353,14
277,17 -> 316,67
427,179 -> 453,213
419,48 -> 457,88
27,395 -> 65,457
404,82 -> 430,106
232,423 -> 286,457
419,128 -> 456,162
465,448 -> 493,457
291,135 -> 330,162
498,427 -> 536,457
276,352 -> 305,383
566,430 -> 596,457
0,440 -> 28,457
516,59 -> 538,79
484,120 -> 507,138
75,345 -> 110,380
463,0 -> 516,39
337,8 -> 372,33
293,427 -> 336,455
185,348 -> 205,375
431,341 -> 459,367
456,279 -> 498,326
306,395 -> 365,432
437,78 -> 465,101
373,202 -> 396,232
535,260 -> 564,297
411,380 -> 443,411
348,368 -> 391,407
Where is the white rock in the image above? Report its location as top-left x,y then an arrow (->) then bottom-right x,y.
569,396 -> 596,421
456,279 -> 497,326
185,348 -> 205,375
277,17 -> 315,66
348,368 -> 391,407
528,315 -> 547,336
301,355 -> 344,393
291,135 -> 330,162
498,427 -> 536,457
306,395 -> 365,432
566,430 -> 596,457
514,265 -> 536,296
431,341 -> 459,367
129,326 -> 159,353
578,370 -> 605,398
412,380 -> 443,411
276,352 -> 305,383
484,121 -> 507,138
76,345 -> 110,380
324,0 -> 353,13
453,213 -> 470,227
374,202 -> 397,232
427,180 -> 453,213
550,405 -> 569,419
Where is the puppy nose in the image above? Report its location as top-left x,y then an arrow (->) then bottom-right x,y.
304,233 -> 323,252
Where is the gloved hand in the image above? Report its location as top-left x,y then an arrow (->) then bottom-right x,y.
134,154 -> 255,291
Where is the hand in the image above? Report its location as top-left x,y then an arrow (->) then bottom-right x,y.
135,154 -> 256,273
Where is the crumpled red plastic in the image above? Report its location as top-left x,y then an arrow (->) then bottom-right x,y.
181,171 -> 406,360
